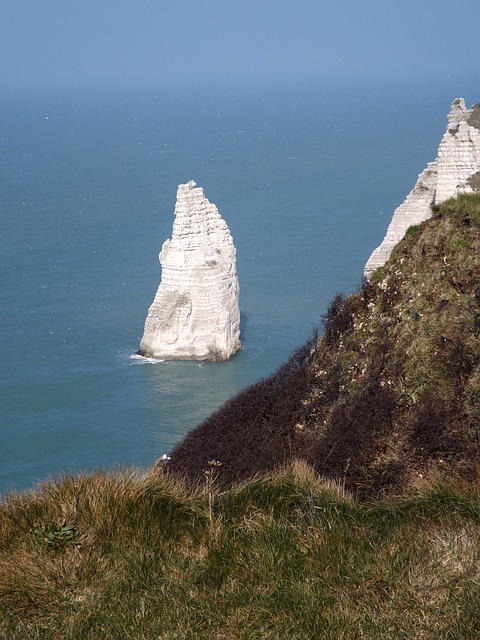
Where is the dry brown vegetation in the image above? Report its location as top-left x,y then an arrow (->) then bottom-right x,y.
467,103 -> 480,129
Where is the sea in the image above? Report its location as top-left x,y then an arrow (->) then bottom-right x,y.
1,76 -> 479,495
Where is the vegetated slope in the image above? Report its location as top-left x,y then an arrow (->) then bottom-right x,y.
169,194 -> 480,497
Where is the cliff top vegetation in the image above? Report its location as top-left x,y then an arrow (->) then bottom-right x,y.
169,193 -> 480,498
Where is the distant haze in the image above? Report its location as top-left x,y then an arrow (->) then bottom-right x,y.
1,0 -> 480,90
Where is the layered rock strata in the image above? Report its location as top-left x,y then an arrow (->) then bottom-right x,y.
139,181 -> 241,360
365,99 -> 480,278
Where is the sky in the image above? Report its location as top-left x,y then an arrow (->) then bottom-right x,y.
1,0 -> 480,90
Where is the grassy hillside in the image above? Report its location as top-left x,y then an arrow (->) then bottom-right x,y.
2,194 -> 480,639
1,463 -> 480,639
170,194 -> 480,498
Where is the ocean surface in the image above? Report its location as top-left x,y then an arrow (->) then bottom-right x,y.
1,76 -> 479,495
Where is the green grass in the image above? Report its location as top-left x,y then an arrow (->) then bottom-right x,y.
3,195 -> 480,638
1,461 -> 479,639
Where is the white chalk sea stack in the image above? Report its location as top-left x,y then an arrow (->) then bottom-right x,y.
139,181 -> 241,361
365,98 -> 480,278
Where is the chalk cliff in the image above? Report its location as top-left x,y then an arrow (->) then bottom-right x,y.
139,181 -> 241,360
365,98 -> 480,277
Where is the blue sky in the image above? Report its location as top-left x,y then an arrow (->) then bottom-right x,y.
1,0 -> 480,90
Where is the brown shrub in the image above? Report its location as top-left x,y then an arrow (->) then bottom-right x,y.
168,332 -> 318,488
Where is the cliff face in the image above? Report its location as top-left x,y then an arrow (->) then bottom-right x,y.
365,99 -> 480,278
139,181 -> 241,361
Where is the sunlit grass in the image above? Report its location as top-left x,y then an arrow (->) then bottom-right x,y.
1,461 -> 479,639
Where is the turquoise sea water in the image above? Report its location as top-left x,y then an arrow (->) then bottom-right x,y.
1,77 -> 479,494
